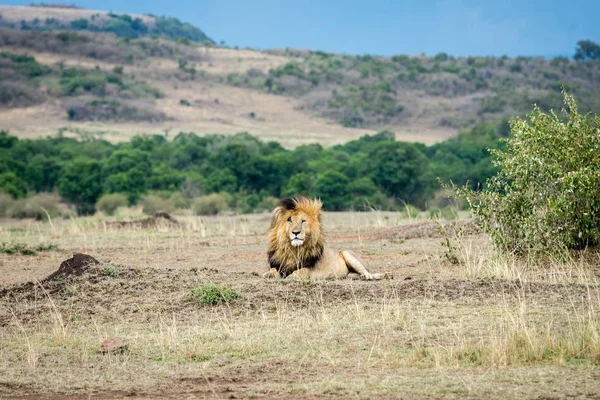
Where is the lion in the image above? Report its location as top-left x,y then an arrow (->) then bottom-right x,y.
264,196 -> 391,280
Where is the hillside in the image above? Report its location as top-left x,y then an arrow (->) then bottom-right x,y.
0,5 -> 213,43
0,5 -> 599,147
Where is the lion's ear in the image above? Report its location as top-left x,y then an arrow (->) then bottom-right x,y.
271,205 -> 286,226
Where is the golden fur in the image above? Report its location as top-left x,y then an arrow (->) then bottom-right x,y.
265,196 -> 391,280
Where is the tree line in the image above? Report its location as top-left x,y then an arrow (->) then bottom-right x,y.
0,122 -> 506,215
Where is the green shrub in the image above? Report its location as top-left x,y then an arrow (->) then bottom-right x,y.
453,92 -> 600,258
169,192 -> 189,209
96,193 -> 129,215
188,283 -> 239,305
255,196 -> 278,212
192,193 -> 230,215
138,194 -> 175,215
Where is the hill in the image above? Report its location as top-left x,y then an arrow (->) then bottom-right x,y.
0,4 -> 213,43
0,5 -> 599,147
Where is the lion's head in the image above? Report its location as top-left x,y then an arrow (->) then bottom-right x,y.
267,196 -> 324,277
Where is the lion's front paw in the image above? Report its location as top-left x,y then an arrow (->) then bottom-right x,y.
263,268 -> 280,279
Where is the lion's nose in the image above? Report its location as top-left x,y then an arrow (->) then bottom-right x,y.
292,231 -> 301,237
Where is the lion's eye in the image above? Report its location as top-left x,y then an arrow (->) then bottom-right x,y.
287,217 -> 292,223
301,219 -> 306,224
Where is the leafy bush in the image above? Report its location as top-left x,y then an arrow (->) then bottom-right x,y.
192,193 -> 231,215
138,194 -> 175,215
188,283 -> 239,305
453,92 -> 600,257
0,192 -> 15,217
8,193 -> 68,220
96,193 -> 128,215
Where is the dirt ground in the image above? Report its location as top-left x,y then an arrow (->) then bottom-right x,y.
0,212 -> 599,399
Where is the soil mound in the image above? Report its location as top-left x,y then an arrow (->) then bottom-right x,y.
45,253 -> 100,281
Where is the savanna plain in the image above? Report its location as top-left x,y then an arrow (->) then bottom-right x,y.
0,210 -> 599,399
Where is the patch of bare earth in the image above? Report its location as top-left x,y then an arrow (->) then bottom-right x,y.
0,213 -> 599,399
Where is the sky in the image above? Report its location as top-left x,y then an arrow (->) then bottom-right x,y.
3,0 -> 599,57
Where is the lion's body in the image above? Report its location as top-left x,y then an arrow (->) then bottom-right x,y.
265,197 -> 390,280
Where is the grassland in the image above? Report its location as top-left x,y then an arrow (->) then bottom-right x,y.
0,211 -> 598,399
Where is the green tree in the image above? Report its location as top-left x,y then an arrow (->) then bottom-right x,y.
365,142 -> 433,207
103,167 -> 147,203
24,155 -> 62,192
574,40 -> 600,60
203,169 -> 238,193
0,172 -> 27,198
313,170 -> 351,211
0,131 -> 17,149
282,172 -> 314,197
58,159 -> 103,214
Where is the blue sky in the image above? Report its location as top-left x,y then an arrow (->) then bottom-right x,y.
4,0 -> 599,57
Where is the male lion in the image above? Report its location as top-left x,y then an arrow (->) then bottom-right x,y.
264,196 -> 391,280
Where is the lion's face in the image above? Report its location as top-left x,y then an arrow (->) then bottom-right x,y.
285,211 -> 311,247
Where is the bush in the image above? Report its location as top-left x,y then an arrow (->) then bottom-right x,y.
453,92 -> 600,258
0,192 -> 15,217
138,194 -> 175,215
169,192 -> 189,209
8,193 -> 68,220
96,193 -> 128,215
188,283 -> 239,305
192,193 -> 231,215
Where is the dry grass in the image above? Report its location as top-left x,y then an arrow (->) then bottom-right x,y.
0,212 -> 599,398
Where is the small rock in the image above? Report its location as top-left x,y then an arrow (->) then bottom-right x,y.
99,338 -> 129,354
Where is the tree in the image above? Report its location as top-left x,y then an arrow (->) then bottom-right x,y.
365,142 -> 433,207
58,159 -> 103,214
203,169 -> 238,193
313,171 -> 351,211
282,172 -> 314,197
574,40 -> 600,60
24,155 -> 62,192
0,172 -> 27,198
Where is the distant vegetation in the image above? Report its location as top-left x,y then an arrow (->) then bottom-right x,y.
0,114 -> 506,215
225,46 -> 600,129
0,8 -> 214,43
0,49 -> 164,120
0,10 -> 598,131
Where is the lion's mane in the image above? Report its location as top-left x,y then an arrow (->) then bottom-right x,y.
267,197 -> 325,277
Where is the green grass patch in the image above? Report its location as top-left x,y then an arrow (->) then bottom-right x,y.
188,283 -> 240,305
0,242 -> 58,255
